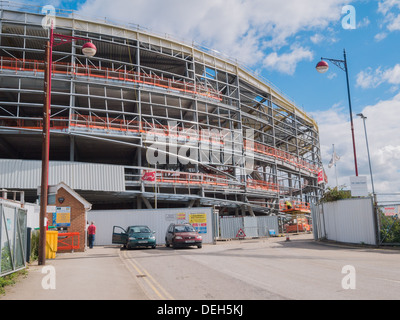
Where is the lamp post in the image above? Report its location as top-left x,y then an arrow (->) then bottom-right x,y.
316,49 -> 359,177
38,22 -> 97,266
356,113 -> 375,196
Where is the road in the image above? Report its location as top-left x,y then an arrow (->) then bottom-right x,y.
120,234 -> 400,300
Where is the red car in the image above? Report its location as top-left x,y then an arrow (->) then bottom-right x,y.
165,223 -> 202,249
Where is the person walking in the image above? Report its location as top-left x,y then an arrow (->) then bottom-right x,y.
88,221 -> 96,249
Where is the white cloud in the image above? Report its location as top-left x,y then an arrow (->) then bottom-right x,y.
76,0 -> 349,71
378,0 -> 400,15
313,93 -> 400,194
310,33 -> 325,44
377,0 -> 400,35
356,67 -> 385,89
383,64 -> 400,84
356,64 -> 400,89
263,45 -> 314,75
374,32 -> 388,41
357,17 -> 371,28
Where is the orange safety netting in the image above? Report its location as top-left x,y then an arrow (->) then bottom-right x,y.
0,56 -> 222,101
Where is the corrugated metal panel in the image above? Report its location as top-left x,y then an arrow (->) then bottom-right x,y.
257,216 -> 279,237
311,203 -> 325,240
219,217 -> 243,239
243,216 -> 258,238
0,159 -> 125,192
322,198 -> 377,245
88,207 -> 214,246
219,216 -> 279,239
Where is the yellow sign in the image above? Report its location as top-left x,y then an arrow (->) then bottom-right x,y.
189,214 -> 207,224
55,207 -> 71,227
177,213 -> 186,220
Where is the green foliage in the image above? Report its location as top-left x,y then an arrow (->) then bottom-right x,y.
0,269 -> 27,295
30,230 -> 40,261
380,213 -> 400,244
320,186 -> 352,203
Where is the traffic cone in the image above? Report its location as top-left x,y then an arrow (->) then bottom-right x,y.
286,234 -> 290,241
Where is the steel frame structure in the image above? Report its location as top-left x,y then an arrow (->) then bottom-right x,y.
0,4 -> 324,215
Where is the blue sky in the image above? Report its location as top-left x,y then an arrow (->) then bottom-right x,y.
23,0 -> 400,198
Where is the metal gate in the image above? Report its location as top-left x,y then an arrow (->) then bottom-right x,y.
376,193 -> 400,246
0,200 -> 27,276
218,216 -> 279,240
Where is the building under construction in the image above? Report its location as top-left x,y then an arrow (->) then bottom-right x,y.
0,4 -> 324,215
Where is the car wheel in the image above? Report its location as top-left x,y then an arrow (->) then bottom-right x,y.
165,239 -> 170,247
152,245 -> 156,249
197,244 -> 202,249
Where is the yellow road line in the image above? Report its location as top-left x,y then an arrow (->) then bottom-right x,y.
122,250 -> 173,300
120,250 -> 152,300
131,254 -> 174,300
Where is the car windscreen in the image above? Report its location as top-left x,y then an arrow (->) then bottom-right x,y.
130,227 -> 151,234
174,225 -> 195,233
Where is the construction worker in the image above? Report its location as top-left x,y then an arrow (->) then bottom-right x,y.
285,200 -> 293,210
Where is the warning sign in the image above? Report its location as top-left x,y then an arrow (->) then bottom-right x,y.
189,213 -> 207,224
236,228 -> 246,238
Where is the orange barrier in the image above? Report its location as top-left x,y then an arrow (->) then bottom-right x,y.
57,232 -> 80,251
246,179 -> 279,193
244,140 -> 318,175
286,223 -> 311,233
141,169 -> 283,193
142,169 -> 236,188
0,56 -> 222,101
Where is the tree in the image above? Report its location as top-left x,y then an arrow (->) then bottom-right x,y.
320,186 -> 351,203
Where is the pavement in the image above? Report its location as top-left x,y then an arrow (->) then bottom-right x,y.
0,246 -> 146,300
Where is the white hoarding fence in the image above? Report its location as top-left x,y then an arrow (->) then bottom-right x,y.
311,198 -> 377,245
88,207 -> 214,246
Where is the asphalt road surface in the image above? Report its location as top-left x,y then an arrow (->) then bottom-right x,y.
120,234 -> 400,300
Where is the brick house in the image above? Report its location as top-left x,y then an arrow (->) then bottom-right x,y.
48,182 -> 92,252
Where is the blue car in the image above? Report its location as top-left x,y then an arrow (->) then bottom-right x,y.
112,225 -> 156,249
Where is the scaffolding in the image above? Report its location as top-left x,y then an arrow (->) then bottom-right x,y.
0,4 -> 324,215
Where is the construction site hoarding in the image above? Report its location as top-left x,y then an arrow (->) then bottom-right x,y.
88,207 -> 214,246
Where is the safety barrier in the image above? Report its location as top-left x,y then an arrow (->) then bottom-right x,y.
246,179 -> 279,193
244,140 -> 318,175
0,200 -> 27,276
140,169 -> 283,194
141,169 -> 240,188
0,56 -> 222,101
57,232 -> 80,251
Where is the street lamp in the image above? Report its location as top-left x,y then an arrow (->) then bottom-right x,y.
356,113 -> 375,196
38,22 -> 97,266
316,49 -> 359,177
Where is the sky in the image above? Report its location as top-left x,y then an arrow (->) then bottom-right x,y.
23,0 -> 400,199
